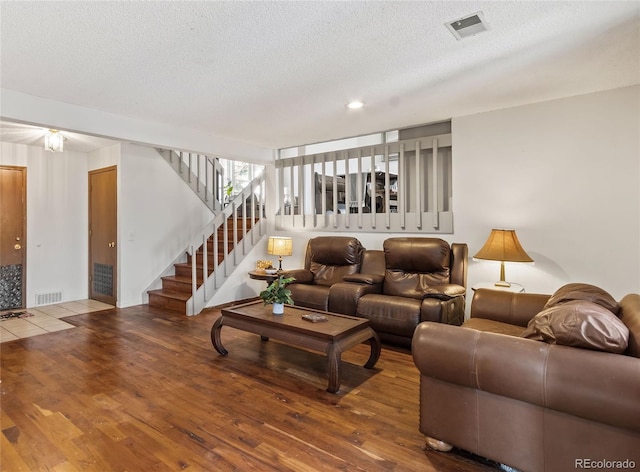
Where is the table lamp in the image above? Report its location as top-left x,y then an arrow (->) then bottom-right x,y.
474,229 -> 533,287
267,236 -> 293,271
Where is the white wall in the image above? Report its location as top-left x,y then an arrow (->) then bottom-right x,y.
1,142 -> 89,306
454,85 -> 639,300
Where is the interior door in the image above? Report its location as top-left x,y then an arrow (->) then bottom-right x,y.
0,166 -> 27,310
89,166 -> 117,306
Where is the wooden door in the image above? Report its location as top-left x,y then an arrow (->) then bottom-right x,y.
89,166 -> 117,305
0,166 -> 27,310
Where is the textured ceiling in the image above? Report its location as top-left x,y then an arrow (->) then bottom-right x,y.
1,1 -> 639,152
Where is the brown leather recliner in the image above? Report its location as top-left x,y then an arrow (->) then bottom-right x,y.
284,236 -> 365,312
412,289 -> 640,472
354,238 -> 468,347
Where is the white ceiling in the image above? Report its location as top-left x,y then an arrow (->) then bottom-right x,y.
1,1 -> 639,153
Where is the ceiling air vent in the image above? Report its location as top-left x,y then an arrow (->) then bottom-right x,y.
445,12 -> 489,40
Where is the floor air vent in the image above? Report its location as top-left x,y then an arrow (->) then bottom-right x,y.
445,12 -> 489,40
35,291 -> 63,306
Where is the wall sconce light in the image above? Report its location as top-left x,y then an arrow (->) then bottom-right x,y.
474,229 -> 533,287
44,129 -> 64,152
267,236 -> 293,271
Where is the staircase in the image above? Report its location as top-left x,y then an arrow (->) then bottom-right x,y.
148,212 -> 258,314
149,149 -> 267,315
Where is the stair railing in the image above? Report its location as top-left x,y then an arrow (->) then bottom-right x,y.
157,148 -> 225,214
185,171 -> 267,315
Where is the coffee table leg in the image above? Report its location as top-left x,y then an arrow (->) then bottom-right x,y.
364,330 -> 381,369
210,317 -> 228,356
326,343 -> 341,393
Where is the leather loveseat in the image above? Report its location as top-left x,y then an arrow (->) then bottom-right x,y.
287,236 -> 468,347
412,285 -> 640,472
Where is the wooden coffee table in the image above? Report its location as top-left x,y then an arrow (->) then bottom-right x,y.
211,301 -> 381,393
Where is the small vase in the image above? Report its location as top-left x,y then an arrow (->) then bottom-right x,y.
272,302 -> 284,315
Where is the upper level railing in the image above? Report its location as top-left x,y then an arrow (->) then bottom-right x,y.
274,133 -> 453,233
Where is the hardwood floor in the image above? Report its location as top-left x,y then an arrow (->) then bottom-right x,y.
1,304 -> 500,471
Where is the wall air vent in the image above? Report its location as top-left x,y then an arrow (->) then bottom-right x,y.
35,291 -> 63,306
445,12 -> 489,40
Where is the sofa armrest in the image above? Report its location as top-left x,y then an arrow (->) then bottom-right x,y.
412,322 -> 640,433
423,284 -> 466,300
420,296 -> 465,325
328,281 -> 382,315
343,273 -> 384,285
281,269 -> 314,284
470,289 -> 550,327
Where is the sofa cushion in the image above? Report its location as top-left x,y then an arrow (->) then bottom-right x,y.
382,238 -> 451,298
308,236 -> 363,266
310,262 -> 359,287
522,300 -> 629,354
544,283 -> 619,316
287,284 -> 331,312
383,271 -> 451,299
308,237 -> 364,286
357,294 -> 421,338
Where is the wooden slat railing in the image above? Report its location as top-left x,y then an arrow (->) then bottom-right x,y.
185,172 -> 266,315
274,134 -> 453,233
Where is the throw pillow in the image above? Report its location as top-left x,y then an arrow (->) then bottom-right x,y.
544,283 -> 619,316
522,300 -> 629,353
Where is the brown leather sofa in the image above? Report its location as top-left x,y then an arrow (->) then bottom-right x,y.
285,237 -> 468,347
412,288 -> 640,472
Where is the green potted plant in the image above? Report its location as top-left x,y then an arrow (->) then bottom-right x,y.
259,275 -> 295,315
224,181 -> 234,203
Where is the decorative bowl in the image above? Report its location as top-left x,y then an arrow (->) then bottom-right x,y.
265,269 -> 278,275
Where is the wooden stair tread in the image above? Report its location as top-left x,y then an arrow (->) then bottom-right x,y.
174,262 -> 209,270
148,289 -> 191,301
161,275 -> 194,284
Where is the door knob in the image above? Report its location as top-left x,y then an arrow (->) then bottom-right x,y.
108,242 -> 116,248
14,244 -> 22,250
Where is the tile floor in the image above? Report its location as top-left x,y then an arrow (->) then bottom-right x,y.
0,299 -> 114,343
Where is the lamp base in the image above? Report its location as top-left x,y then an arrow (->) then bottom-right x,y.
494,281 -> 512,288
495,261 -> 511,287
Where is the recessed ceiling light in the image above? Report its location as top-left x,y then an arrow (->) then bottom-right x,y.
346,101 -> 365,109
